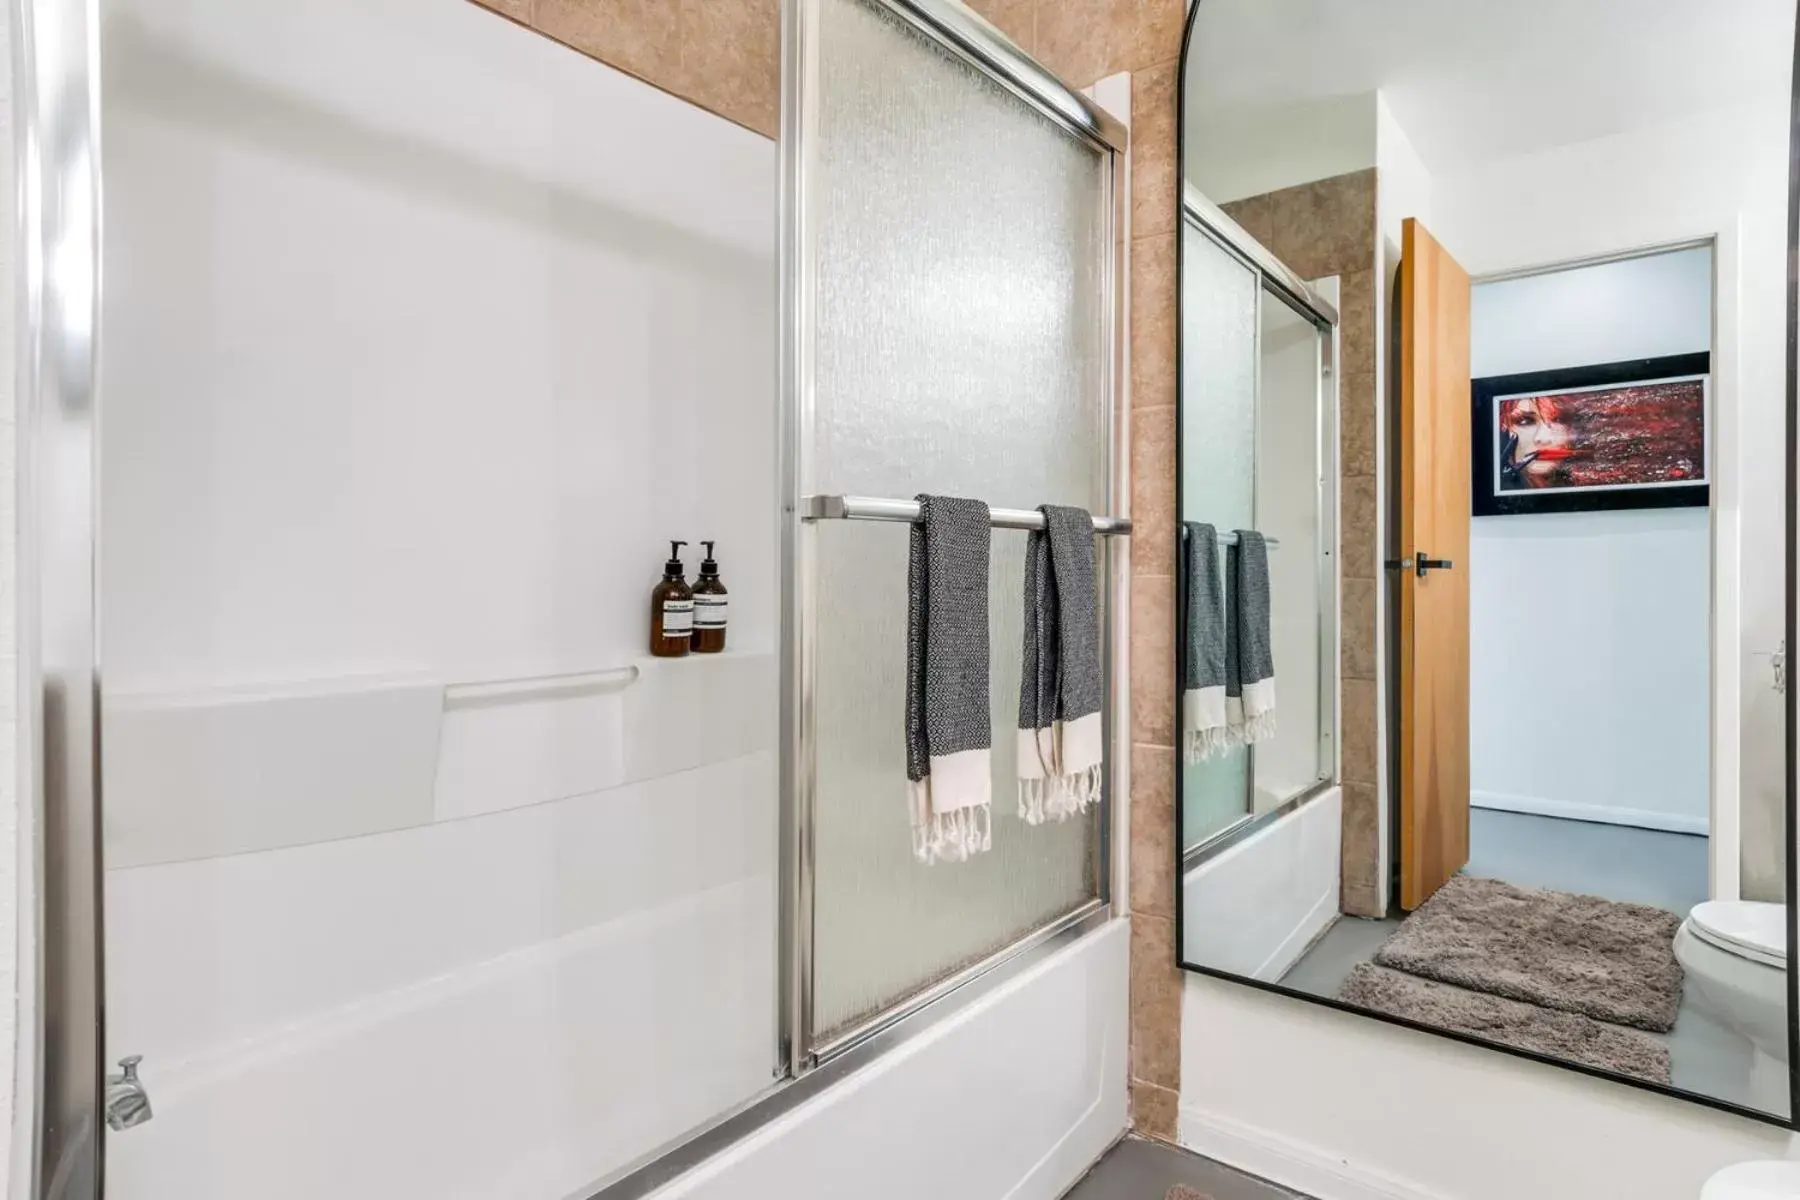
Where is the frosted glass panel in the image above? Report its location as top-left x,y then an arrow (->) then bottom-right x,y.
809,0 -> 1109,1038
1180,235 -> 1258,525
1254,292 -> 1326,807
1179,232 -> 1257,849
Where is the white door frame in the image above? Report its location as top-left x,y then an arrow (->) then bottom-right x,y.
1710,218 -> 1744,901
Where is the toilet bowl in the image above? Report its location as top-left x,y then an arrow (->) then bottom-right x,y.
1675,900 -> 1789,1113
1702,1161 -> 1800,1199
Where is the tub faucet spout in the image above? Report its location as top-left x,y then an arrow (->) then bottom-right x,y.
105,1056 -> 152,1131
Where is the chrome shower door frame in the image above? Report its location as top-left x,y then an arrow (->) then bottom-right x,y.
779,0 -> 1130,1076
14,0 -> 105,1193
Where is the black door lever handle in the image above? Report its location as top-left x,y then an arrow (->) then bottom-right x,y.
1384,554 -> 1454,578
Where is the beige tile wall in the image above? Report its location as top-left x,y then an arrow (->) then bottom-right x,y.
473,0 -> 1189,1143
1223,169 -> 1383,918
471,0 -> 780,137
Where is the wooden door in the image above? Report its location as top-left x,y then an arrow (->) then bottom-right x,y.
1397,217 -> 1471,910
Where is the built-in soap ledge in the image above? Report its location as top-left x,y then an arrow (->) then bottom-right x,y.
438,647 -> 768,706
431,649 -> 775,824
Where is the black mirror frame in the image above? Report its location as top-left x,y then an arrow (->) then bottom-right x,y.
1169,0 -> 1800,1132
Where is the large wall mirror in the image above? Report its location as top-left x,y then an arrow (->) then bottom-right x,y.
1173,0 -> 1799,1126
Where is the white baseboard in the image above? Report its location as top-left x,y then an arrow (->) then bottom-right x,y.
1176,1106 -> 1441,1200
1470,789 -> 1707,836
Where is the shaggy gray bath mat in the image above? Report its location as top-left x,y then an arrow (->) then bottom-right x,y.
1373,875 -> 1683,1032
1338,962 -> 1672,1084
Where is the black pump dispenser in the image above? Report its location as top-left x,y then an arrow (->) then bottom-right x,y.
698,541 -> 719,578
664,540 -> 688,579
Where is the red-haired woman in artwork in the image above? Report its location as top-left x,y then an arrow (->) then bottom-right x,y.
1498,393 -> 1576,489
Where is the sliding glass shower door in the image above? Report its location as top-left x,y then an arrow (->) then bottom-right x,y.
800,0 -> 1114,1047
1179,210 -> 1337,854
787,0 -> 1125,1055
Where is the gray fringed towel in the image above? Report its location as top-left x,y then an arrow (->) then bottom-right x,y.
905,494 -> 993,864
1181,522 -> 1229,762
1017,505 -> 1103,823
1226,529 -> 1276,744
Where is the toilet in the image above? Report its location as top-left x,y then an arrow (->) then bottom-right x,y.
1675,900 -> 1789,1113
1702,1161 -> 1800,1199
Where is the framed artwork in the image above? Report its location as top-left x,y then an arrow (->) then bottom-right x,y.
1470,352 -> 1711,516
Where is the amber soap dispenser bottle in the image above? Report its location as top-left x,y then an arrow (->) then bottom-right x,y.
691,540 -> 728,654
650,540 -> 694,657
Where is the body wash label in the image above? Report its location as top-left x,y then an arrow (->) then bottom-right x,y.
662,599 -> 694,635
695,597 -> 729,628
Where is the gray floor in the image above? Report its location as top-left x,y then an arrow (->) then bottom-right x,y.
1273,809 -> 1771,1115
1063,1138 -> 1308,1200
1277,911 -> 1402,997
1465,807 -> 1709,915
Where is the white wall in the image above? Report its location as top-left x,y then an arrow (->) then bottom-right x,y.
92,1 -> 778,1196
1467,249 -> 1713,833
1375,94 -> 1431,269
1186,93 -> 1376,205
1180,976 -> 1795,1200
1471,249 -> 1714,374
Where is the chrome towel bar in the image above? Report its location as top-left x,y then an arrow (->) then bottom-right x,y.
802,494 -> 1132,536
1180,524 -> 1281,549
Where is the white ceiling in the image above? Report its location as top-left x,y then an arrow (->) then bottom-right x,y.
1183,0 -> 1795,170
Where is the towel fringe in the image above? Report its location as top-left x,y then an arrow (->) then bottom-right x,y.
913,804 -> 992,865
1187,709 -> 1276,761
1184,725 -> 1237,763
1061,761 -> 1101,818
1018,777 -> 1050,826
1018,762 -> 1102,826
1238,710 -> 1277,746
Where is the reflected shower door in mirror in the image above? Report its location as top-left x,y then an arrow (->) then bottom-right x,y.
1173,0 -> 1798,1128
1179,213 -> 1337,854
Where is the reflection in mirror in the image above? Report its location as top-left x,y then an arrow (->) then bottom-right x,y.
1180,219 -> 1336,852
1174,0 -> 1797,1125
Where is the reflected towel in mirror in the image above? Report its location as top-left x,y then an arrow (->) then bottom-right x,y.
1182,522 -> 1230,760
1226,529 -> 1277,745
